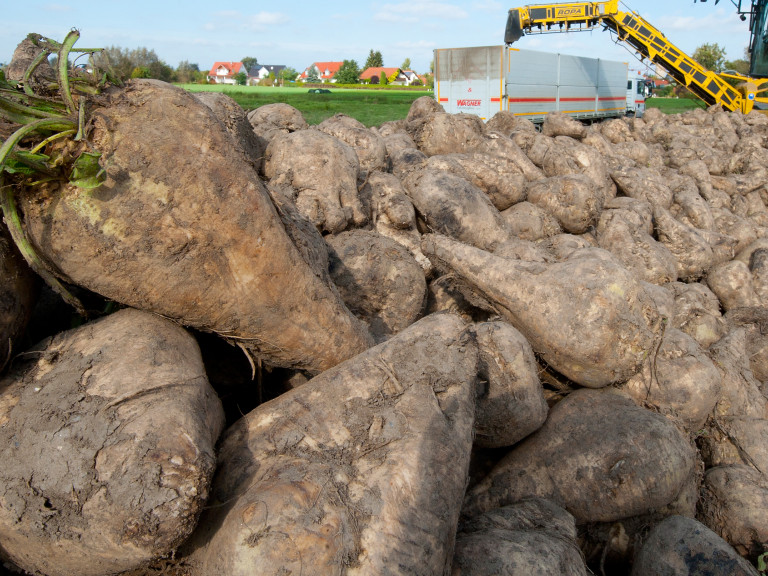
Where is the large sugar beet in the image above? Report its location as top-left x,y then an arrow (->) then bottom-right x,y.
405,168 -> 513,252
621,327 -> 720,431
246,102 -> 308,173
452,499 -> 587,576
670,281 -> 728,349
0,309 -> 225,576
183,313 -> 478,576
630,516 -> 759,576
265,127 -> 368,233
411,112 -> 486,156
462,388 -> 696,523
193,91 -> 263,173
426,152 -> 527,211
472,321 -> 547,448
366,171 -> 432,272
709,328 -> 768,420
501,201 -> 562,241
699,465 -> 768,560
526,174 -> 604,234
596,206 -> 678,285
19,80 -> 373,374
326,229 -> 427,341
421,234 -> 661,387
654,205 -> 717,281
316,113 -> 387,174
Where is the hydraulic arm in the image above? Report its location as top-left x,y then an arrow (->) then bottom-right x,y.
506,0 -> 768,113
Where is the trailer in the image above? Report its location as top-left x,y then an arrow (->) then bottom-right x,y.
433,45 -> 643,122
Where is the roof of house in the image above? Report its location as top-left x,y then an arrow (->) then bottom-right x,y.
359,67 -> 399,80
300,61 -> 343,79
208,62 -> 245,77
248,64 -> 287,76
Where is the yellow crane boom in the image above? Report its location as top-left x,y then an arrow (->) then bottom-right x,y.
506,0 -> 768,113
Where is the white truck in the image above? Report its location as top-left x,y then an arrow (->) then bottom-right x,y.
433,45 -> 647,122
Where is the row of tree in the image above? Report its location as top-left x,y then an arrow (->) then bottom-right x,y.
78,46 -> 423,86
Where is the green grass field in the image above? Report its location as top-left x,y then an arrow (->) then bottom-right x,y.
179,84 -> 704,127
645,97 -> 704,115
179,84 -> 428,127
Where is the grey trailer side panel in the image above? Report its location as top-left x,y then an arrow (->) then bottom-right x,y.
434,45 -> 631,123
434,46 -> 505,120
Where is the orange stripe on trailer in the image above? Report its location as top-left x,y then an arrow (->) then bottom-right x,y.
509,97 -> 556,103
491,97 -> 501,102
439,98 -> 449,102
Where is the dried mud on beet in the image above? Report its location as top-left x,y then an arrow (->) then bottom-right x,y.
2,34 -> 768,576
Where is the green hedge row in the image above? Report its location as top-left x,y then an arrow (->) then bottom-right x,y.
299,82 -> 432,92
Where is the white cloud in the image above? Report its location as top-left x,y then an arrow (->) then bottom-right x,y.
208,10 -> 290,31
248,12 -> 291,28
374,1 -> 468,24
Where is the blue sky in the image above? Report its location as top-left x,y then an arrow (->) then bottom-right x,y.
1,1 -> 755,76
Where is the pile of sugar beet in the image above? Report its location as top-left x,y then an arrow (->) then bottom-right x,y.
3,48 -> 768,576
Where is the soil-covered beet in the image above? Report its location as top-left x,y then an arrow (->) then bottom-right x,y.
326,229 -> 427,341
452,498 -> 588,575
630,515 -> 759,576
471,320 -> 548,448
246,102 -> 308,151
404,168 -> 513,252
421,234 -> 661,387
698,465 -> 768,561
462,388 -> 696,524
182,313 -> 478,576
0,309 -> 225,576
18,79 -> 373,374
265,127 -> 369,233
316,113 -> 388,175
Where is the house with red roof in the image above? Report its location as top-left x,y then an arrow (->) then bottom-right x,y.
299,62 -> 343,83
360,67 -> 425,86
359,67 -> 399,85
207,62 -> 246,84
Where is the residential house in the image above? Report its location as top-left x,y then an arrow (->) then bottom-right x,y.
400,70 -> 426,86
299,62 -> 343,83
359,67 -> 399,85
207,61 -> 246,84
248,64 -> 287,85
359,67 -> 425,86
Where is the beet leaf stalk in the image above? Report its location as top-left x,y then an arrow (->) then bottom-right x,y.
0,30 -> 111,316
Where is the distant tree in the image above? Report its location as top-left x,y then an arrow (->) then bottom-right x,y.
365,49 -> 383,69
379,73 -> 388,85
175,60 -> 202,83
401,57 -> 411,70
429,59 -> 434,74
693,42 -> 726,72
241,56 -> 259,72
101,46 -> 173,82
279,66 -> 298,83
234,71 -> 247,85
131,66 -> 151,79
305,66 -> 320,83
335,59 -> 361,84
724,57 -> 750,75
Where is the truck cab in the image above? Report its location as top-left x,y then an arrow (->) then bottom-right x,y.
626,77 -> 651,118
